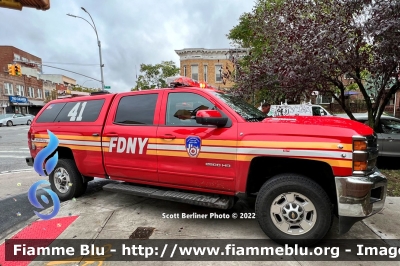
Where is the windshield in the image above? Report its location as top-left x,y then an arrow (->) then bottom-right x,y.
0,114 -> 13,119
211,92 -> 266,121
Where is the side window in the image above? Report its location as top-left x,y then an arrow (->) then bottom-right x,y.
312,107 -> 321,116
54,99 -> 105,122
36,103 -> 66,123
114,94 -> 158,125
381,120 -> 400,134
166,92 -> 214,126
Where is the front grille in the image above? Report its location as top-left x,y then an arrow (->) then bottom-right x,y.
366,133 -> 378,149
366,134 -> 379,173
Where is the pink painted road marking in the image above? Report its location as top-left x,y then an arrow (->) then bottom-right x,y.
0,216 -> 78,266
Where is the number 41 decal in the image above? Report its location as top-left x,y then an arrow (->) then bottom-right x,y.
67,102 -> 87,121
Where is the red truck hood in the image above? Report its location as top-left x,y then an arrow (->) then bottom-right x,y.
258,116 -> 373,137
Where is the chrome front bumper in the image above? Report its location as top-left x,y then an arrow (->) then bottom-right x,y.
335,168 -> 387,218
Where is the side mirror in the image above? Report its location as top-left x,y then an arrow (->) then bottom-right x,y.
196,110 -> 228,127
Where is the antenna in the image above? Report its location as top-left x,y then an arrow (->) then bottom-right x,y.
135,65 -> 138,80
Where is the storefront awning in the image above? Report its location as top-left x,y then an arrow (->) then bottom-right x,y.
29,100 -> 45,106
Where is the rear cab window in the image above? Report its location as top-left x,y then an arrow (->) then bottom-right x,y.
35,99 -> 106,123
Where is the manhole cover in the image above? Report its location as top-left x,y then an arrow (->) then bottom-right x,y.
129,227 -> 156,239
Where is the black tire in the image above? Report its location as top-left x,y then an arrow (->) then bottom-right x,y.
27,120 -> 31,125
6,120 -> 12,127
74,181 -> 88,197
255,173 -> 333,247
49,159 -> 86,201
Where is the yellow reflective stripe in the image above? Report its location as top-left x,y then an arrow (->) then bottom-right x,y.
154,150 -> 236,160
35,135 -> 351,151
150,138 -> 351,150
202,140 -> 238,146
35,134 -> 108,141
237,154 -> 352,167
238,141 -> 352,151
198,153 -> 235,160
35,142 -> 351,168
34,143 -> 102,151
147,150 -> 157,155
149,138 -> 185,145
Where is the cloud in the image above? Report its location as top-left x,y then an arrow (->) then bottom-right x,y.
0,0 -> 254,92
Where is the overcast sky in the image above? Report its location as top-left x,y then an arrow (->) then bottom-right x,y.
1,0 -> 254,92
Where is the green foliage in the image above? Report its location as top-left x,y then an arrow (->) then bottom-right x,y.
132,61 -> 180,91
228,0 -> 400,131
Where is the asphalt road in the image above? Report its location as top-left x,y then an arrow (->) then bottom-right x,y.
0,124 -> 31,173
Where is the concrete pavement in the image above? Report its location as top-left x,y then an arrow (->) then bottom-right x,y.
0,170 -> 399,265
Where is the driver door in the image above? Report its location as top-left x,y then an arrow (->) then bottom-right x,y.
156,90 -> 238,192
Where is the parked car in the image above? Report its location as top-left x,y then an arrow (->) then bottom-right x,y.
260,104 -> 333,117
0,113 -> 35,127
336,114 -> 400,157
354,115 -> 400,157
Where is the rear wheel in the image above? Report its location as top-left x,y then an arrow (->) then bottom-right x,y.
6,120 -> 12,127
255,173 -> 333,246
27,120 -> 31,125
49,159 -> 87,201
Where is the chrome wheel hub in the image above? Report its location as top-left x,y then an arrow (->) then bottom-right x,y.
270,192 -> 317,235
53,167 -> 71,193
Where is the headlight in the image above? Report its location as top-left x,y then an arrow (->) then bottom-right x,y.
352,135 -> 378,176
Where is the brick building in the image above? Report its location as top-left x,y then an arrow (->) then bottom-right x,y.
174,48 -> 247,90
0,46 -> 45,115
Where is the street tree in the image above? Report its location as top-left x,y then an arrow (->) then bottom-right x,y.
132,61 -> 180,91
228,0 -> 400,130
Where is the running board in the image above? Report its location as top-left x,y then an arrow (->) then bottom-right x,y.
102,183 -> 234,209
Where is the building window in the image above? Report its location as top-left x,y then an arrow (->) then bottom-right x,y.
191,65 -> 198,81
203,65 -> 208,82
183,66 -> 187,77
16,85 -> 24,96
4,83 -> 13,95
37,88 -> 42,99
316,94 -> 332,104
45,90 -> 51,99
28,87 -> 35,98
215,65 -> 223,83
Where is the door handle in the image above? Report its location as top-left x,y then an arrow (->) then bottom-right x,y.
162,134 -> 176,139
92,133 -> 99,136
106,133 -> 118,137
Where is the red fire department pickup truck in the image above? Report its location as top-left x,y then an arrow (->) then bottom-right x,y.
26,77 -> 387,246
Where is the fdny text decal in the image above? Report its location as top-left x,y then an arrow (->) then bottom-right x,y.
185,136 -> 201,158
109,137 -> 148,154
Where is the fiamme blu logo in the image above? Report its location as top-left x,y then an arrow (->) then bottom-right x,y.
28,130 -> 61,220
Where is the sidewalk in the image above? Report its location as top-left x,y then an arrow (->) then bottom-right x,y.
1,171 -> 399,265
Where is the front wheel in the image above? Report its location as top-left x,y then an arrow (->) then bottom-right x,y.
6,120 -> 12,127
49,159 -> 87,201
255,173 -> 333,246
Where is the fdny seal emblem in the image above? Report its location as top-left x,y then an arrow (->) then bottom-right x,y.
185,136 -> 201,158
